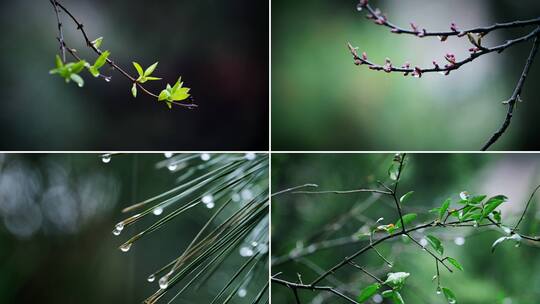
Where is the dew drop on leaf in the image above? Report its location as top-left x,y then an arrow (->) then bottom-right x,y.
205,202 -> 215,209
237,288 -> 247,298
200,153 -> 211,161
454,236 -> 465,246
159,276 -> 169,289
239,247 -> 254,257
112,228 -> 121,236
120,243 -> 132,252
101,154 -> 111,163
147,274 -> 155,282
168,164 -> 178,171
153,207 -> 163,216
245,153 -> 256,160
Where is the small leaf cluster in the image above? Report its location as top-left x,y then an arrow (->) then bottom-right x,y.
358,272 -> 410,304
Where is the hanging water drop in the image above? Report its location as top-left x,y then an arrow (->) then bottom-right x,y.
112,228 -> 121,236
206,202 -> 215,209
202,194 -> 214,204
420,238 -> 428,247
459,191 -> 470,200
387,263 -> 393,268
436,289 -> 442,295
200,153 -> 211,161
239,247 -> 254,257
164,152 -> 173,158
104,77 -> 111,82
473,221 -> 479,228
102,154 -> 112,163
237,288 -> 247,298
356,3 -> 363,11
115,222 -> 125,231
373,294 -> 383,303
159,276 -> 169,289
147,274 -> 156,282
120,243 -> 132,252
251,241 -> 258,247
168,163 -> 178,171
153,207 -> 163,216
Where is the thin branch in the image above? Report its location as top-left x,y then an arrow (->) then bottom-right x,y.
359,2 -> 540,38
271,277 -> 360,304
271,184 -> 319,197
49,0 -> 196,109
50,0 -> 66,63
481,34 -> 540,150
293,188 -> 391,195
514,184 -> 540,231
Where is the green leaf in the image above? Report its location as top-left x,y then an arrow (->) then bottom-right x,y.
88,66 -> 100,78
91,37 -> 103,48
55,54 -> 64,68
172,77 -> 183,92
385,272 -> 410,289
71,60 -> 87,74
400,191 -> 414,204
491,234 -> 521,253
439,198 -> 451,219
171,87 -> 190,101
426,235 -> 444,255
482,195 -> 507,218
93,51 -> 110,70
382,290 -> 394,298
70,73 -> 84,87
391,291 -> 405,304
442,287 -> 457,304
133,62 -> 144,77
144,62 -> 159,76
145,76 -> 162,81
131,83 -> 137,98
158,89 -> 170,101
446,257 -> 463,271
394,213 -> 417,230
358,283 -> 381,303
469,195 -> 486,205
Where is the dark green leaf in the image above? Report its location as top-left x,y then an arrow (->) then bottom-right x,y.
482,196 -> 507,218
446,257 -> 463,271
394,213 -> 417,230
439,198 -> 451,219
388,162 -> 400,181
442,287 -> 457,303
382,290 -> 394,298
426,235 -> 444,255
358,283 -> 380,303
391,291 -> 405,304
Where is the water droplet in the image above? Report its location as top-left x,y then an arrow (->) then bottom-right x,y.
101,154 -> 111,163
420,238 -> 428,247
104,77 -> 111,82
115,222 -> 125,231
200,153 -> 211,161
205,202 -> 215,209
514,243 -> 520,248
120,243 -> 132,252
251,241 -> 258,247
164,152 -> 173,158
356,4 -> 363,11
373,294 -> 383,303
245,153 -> 256,160
438,71 -> 447,75
202,195 -> 214,204
237,288 -> 247,298
239,247 -> 254,257
147,274 -> 155,282
159,276 -> 169,289
168,164 -> 178,171
387,263 -> 393,268
112,228 -> 121,236
473,221 -> 479,228
459,191 -> 470,200
153,207 -> 163,216
412,74 -> 421,78
449,300 -> 456,304
454,236 -> 465,246
436,290 -> 442,295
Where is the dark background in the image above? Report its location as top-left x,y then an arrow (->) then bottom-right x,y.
272,153 -> 540,303
272,0 -> 540,150
0,0 -> 268,150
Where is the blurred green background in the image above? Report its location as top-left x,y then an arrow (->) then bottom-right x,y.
272,153 -> 540,303
0,0 -> 268,150
0,153 -> 268,303
272,0 -> 540,150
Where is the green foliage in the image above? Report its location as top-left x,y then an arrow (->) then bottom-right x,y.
159,77 -> 191,108
426,235 -> 444,255
382,290 -> 405,304
88,50 -> 110,77
399,191 -> 414,204
446,257 -> 464,271
442,287 -> 457,303
133,61 -> 162,84
49,55 -> 87,87
357,283 -> 380,303
391,213 -> 416,232
91,36 -> 103,49
384,272 -> 409,289
439,198 -> 451,220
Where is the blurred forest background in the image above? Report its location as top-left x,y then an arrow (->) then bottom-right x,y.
272,154 -> 540,303
272,0 -> 540,150
0,153 -> 268,303
0,0 -> 268,150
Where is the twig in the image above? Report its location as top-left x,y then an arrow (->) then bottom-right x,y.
513,184 -> 540,231
481,34 -> 540,150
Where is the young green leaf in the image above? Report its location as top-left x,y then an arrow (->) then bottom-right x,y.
481,195 -> 507,218
91,37 -> 104,49
400,191 -> 414,204
145,77 -> 162,81
388,162 -> 400,181
426,235 -> 444,255
133,62 -> 144,77
446,257 -> 463,271
94,51 -> 110,70
131,83 -> 137,98
55,54 -> 64,68
442,287 -> 457,304
391,291 -> 405,304
158,90 -> 170,101
71,60 -> 87,74
394,213 -> 417,230
358,283 -> 381,303
382,290 -> 394,298
439,198 -> 451,219
144,62 -> 159,76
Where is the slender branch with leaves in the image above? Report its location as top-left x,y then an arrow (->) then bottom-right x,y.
49,0 -> 196,109
349,0 -> 540,150
271,154 -> 540,304
106,153 -> 269,303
